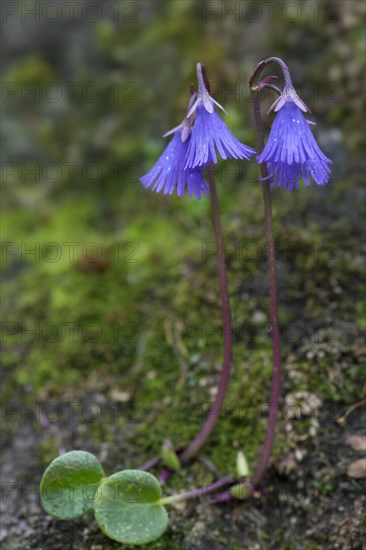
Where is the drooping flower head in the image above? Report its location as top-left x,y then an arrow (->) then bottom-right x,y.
140,97 -> 209,199
140,119 -> 209,199
257,62 -> 332,191
140,63 -> 256,198
184,64 -> 256,169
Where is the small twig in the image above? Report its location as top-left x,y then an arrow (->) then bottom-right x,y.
164,318 -> 189,391
337,399 -> 366,424
197,455 -> 222,478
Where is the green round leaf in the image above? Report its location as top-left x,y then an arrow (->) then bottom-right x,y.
40,450 -> 105,519
94,470 -> 169,545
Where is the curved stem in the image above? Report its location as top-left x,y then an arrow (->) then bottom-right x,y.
139,456 -> 160,471
159,474 -> 234,505
156,164 -> 234,483
260,83 -> 282,96
247,74 -> 282,487
249,57 -> 292,90
210,490 -> 233,503
249,57 -> 309,115
179,164 -> 234,463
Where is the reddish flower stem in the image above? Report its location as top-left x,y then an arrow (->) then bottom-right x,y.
179,164 -> 234,463
139,456 -> 160,471
249,57 -> 292,90
184,61 -> 284,501
159,474 -> 235,505
248,62 -> 283,487
147,164 -> 234,484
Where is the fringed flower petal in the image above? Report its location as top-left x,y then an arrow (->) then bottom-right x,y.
184,105 -> 256,170
140,130 -> 209,199
258,101 -> 332,190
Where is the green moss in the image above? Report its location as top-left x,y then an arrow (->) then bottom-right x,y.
37,437 -> 60,466
3,172 -> 364,485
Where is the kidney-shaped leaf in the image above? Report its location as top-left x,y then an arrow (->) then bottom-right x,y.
94,470 -> 168,545
40,450 -> 105,519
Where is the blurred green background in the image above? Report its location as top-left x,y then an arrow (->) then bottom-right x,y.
1,1 -> 365,548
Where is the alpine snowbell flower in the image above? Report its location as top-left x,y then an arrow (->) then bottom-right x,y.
257,73 -> 332,191
184,63 -> 256,169
141,62 -> 255,198
140,116 -> 209,199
